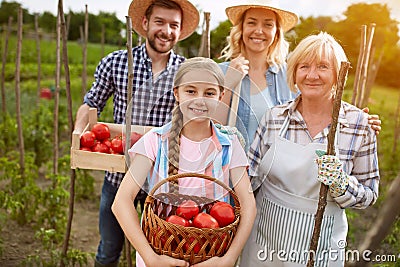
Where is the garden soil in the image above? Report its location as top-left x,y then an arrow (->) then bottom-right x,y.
0,171 -> 104,266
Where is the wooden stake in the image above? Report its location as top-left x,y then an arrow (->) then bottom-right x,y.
34,14 -> 41,106
15,7 -> 24,177
1,16 -> 12,115
307,61 -> 351,267
53,9 -> 61,176
123,15 -> 134,267
357,23 -> 376,108
81,4 -> 88,98
58,0 -> 75,265
352,25 -> 366,106
198,12 -> 211,58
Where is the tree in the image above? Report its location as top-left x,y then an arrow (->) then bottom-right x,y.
210,20 -> 231,60
329,3 -> 399,87
38,11 -> 56,33
288,16 -> 334,50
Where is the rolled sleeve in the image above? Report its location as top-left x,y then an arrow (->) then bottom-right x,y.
334,127 -> 379,209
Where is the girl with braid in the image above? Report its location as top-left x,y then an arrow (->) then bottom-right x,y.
112,57 -> 256,267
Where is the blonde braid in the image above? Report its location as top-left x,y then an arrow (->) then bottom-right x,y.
168,102 -> 182,177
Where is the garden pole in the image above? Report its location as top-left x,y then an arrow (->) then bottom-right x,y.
352,25 -> 366,106
81,5 -> 88,99
15,7 -> 24,178
357,23 -> 375,108
123,15 -> 134,267
58,0 -> 75,265
1,16 -> 12,115
34,13 -> 41,106
307,61 -> 351,267
198,12 -> 211,58
53,7 -> 61,177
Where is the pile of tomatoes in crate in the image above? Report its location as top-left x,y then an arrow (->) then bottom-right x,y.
79,123 -> 142,154
162,199 -> 236,253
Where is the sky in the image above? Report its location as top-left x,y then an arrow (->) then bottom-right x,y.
7,0 -> 400,31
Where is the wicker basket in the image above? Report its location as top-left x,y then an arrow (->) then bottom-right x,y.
142,173 -> 241,265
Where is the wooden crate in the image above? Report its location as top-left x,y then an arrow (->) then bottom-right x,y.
70,108 -> 153,173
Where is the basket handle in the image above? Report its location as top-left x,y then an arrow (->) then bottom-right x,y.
148,173 -> 240,208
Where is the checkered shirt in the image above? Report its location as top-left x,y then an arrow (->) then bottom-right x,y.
84,44 -> 185,187
248,96 -> 380,209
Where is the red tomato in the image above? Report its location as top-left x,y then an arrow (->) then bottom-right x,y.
176,200 -> 199,220
91,123 -> 111,141
192,213 -> 219,229
102,139 -> 112,148
184,236 -> 203,253
80,146 -> 92,152
212,233 -> 228,253
110,136 -> 124,154
209,202 -> 235,227
122,132 -> 143,150
92,142 -> 110,153
80,131 -> 96,148
165,215 -> 190,227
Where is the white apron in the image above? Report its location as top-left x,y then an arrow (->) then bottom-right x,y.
240,116 -> 348,267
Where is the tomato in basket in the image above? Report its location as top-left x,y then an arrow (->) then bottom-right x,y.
184,236 -> 204,253
192,213 -> 219,229
166,215 -> 191,227
210,202 -> 235,227
176,200 -> 199,220
212,232 -> 228,252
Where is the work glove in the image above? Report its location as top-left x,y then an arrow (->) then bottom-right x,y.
315,150 -> 349,197
215,124 -> 246,149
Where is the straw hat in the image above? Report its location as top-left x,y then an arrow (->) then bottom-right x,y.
226,0 -> 298,32
128,0 -> 200,41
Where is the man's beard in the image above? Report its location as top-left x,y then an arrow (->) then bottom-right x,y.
147,33 -> 176,54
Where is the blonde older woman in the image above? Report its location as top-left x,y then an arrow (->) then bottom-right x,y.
241,32 -> 379,267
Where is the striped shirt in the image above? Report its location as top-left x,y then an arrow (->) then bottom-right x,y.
84,44 -> 185,187
248,96 -> 379,209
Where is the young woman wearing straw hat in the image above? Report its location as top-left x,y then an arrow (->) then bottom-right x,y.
215,0 -> 381,151
215,0 -> 298,151
73,0 -> 199,266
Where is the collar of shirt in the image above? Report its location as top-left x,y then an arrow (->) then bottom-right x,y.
279,95 -> 350,128
152,121 -> 232,152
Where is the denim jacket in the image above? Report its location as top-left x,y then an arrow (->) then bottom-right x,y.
219,62 -> 297,149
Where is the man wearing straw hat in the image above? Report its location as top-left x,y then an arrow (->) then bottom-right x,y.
74,0 -> 199,266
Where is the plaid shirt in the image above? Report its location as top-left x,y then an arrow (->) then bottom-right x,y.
84,44 -> 185,187
248,96 -> 379,209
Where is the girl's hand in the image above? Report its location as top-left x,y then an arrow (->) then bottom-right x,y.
225,55 -> 249,89
362,107 -> 381,135
230,55 -> 249,76
191,255 -> 236,267
146,254 -> 189,267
